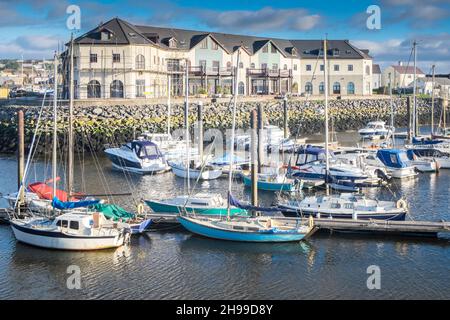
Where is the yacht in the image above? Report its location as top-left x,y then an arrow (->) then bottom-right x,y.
104,140 -> 169,174
358,121 -> 393,140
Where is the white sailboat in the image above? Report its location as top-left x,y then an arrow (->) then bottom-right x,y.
10,45 -> 130,250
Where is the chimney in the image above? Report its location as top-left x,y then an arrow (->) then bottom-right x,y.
398,61 -> 403,66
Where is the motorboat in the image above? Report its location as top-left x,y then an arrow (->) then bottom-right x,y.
10,211 -> 131,250
104,140 -> 169,174
290,146 -> 383,183
145,193 -> 248,216
358,121 -> 393,140
373,149 -> 418,178
405,148 -> 450,169
278,193 -> 408,221
140,132 -> 199,162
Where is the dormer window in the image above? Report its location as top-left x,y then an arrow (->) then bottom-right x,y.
212,41 -> 218,50
100,30 -> 112,41
169,38 -> 177,48
333,49 -> 340,56
292,48 -> 297,56
200,38 -> 208,49
262,44 -> 268,53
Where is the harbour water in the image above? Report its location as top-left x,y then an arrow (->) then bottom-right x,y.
0,131 -> 449,299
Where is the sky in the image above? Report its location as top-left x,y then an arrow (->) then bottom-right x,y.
0,0 -> 450,73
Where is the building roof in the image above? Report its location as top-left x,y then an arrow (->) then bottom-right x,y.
391,66 -> 424,75
372,64 -> 381,74
74,18 -> 371,60
420,77 -> 450,86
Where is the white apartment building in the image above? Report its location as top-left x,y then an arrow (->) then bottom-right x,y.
69,18 -> 374,99
382,64 -> 425,89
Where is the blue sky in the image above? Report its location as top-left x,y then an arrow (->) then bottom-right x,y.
1,0 -> 450,72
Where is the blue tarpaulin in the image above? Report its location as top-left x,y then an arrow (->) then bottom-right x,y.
228,193 -> 279,213
52,197 -> 100,210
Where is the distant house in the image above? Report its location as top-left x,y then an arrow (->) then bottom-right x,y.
382,63 -> 425,89
417,77 -> 450,98
372,64 -> 382,90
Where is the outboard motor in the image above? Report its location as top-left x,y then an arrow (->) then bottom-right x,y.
375,168 -> 391,182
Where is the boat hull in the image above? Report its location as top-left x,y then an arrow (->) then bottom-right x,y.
169,162 -> 222,180
10,221 -> 125,250
178,216 -> 308,242
241,175 -> 297,192
278,205 -> 407,221
145,200 -> 247,216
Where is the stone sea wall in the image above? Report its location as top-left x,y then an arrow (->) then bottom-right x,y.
0,98 -> 438,154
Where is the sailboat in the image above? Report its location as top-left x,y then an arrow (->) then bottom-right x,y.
177,50 -> 315,242
10,45 -> 131,250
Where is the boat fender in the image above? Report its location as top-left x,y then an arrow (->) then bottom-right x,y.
308,215 -> 314,229
137,203 -> 144,215
396,199 -> 408,210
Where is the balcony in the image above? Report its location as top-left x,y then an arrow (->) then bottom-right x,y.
247,68 -> 292,78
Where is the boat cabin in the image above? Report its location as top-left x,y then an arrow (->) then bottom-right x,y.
376,149 -> 410,168
295,146 -> 334,166
123,140 -> 164,160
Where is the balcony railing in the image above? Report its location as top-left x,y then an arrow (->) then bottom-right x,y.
247,68 -> 292,78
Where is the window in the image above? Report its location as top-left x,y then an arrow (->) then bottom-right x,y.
333,82 -> 341,94
347,82 -> 355,94
320,65 -> 324,71
333,49 -> 340,56
154,56 -> 156,64
306,65 -> 312,71
110,80 -> 124,98
169,38 -> 177,48
136,80 -> 145,97
238,81 -> 245,95
101,31 -> 111,41
271,45 -> 277,53
283,64 -> 288,70
226,61 -> 232,71
261,63 -> 267,70
262,44 -> 268,53
57,220 -> 68,227
212,61 -> 220,72
250,63 -> 255,68
305,82 -> 313,94
69,221 -> 79,230
90,53 -> 97,63
113,53 -> 120,63
87,80 -> 101,98
199,60 -> 206,71
201,38 -> 208,49
334,64 -> 340,71
136,54 -> 145,70
319,82 -> 325,94
294,64 -> 297,71
239,62 -> 244,69
272,63 -> 278,71
366,65 -> 371,75
348,64 -> 353,71
212,41 -> 218,50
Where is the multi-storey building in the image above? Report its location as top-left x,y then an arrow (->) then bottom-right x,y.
70,18 -> 373,99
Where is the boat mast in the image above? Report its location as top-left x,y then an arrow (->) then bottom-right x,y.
431,64 -> 435,135
67,34 -> 74,199
412,40 -> 417,137
227,50 -> 241,219
323,38 -> 330,195
52,53 -> 58,201
185,59 -> 190,191
389,72 -> 395,147
167,75 -> 171,135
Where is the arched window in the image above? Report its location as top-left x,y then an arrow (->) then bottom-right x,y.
283,64 -> 288,70
250,63 -> 255,69
319,82 -> 325,94
333,82 -> 341,94
226,61 -> 232,71
110,80 -> 124,98
305,82 -> 313,94
347,82 -> 355,94
238,81 -> 245,95
87,80 -> 101,98
136,54 -> 145,70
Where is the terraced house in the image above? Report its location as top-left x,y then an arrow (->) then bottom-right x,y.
70,18 -> 373,99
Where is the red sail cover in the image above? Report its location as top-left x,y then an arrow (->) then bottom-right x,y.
28,182 -> 82,202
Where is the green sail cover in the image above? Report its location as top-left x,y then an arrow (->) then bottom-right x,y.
92,204 -> 135,221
